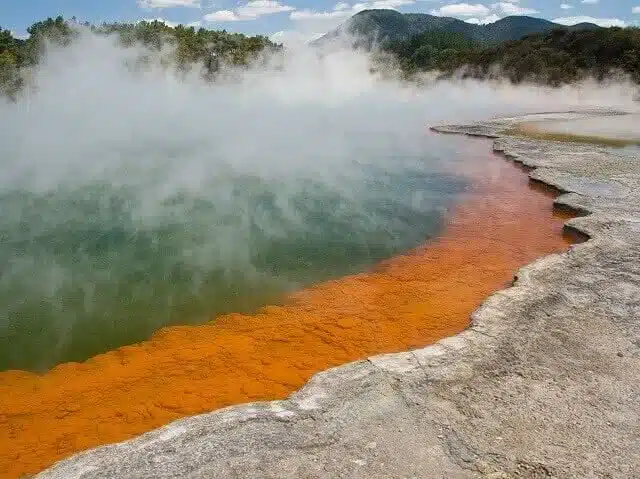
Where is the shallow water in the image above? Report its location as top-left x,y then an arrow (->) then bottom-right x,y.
531,114 -> 640,140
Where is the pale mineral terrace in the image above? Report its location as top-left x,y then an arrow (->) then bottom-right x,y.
36,112 -> 640,479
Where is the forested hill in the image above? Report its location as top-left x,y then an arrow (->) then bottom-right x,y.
385,27 -> 640,86
2,13 -> 639,99
0,17 -> 280,99
458,27 -> 640,85
313,9 -> 600,48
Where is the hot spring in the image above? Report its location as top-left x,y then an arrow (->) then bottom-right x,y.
0,37 -> 481,372
1,34 -> 637,477
0,129 -> 467,371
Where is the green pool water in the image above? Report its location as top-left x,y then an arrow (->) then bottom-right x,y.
0,134 -> 471,372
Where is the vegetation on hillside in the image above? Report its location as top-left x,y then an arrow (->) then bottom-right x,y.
319,9 -> 638,87
0,16 -> 281,100
383,30 -> 479,73
98,20 -> 279,72
0,27 -> 27,99
2,13 -> 640,100
456,27 -> 640,85
382,26 -> 640,86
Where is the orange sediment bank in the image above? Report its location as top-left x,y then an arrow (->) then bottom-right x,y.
0,143 -> 580,478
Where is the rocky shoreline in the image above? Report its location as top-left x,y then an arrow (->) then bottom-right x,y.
36,113 -> 640,478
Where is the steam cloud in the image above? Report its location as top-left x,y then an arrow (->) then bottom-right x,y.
0,30 -> 637,370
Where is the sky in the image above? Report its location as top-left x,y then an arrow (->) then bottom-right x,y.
1,0 -> 639,44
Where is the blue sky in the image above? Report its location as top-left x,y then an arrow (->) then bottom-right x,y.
2,0 -> 639,43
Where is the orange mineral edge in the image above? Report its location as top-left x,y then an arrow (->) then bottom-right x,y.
0,140 -> 579,478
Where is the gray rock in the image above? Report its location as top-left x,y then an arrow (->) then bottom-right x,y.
37,112 -> 640,479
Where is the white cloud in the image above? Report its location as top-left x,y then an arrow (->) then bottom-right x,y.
274,0 -> 416,45
138,0 -> 201,9
138,17 -> 180,27
580,0 -> 598,4
465,13 -> 501,24
204,0 -> 294,22
9,30 -> 29,40
10,30 -> 29,40
633,6 -> 640,14
203,10 -> 243,21
290,0 -> 413,22
280,3 -> 354,46
553,15 -> 626,27
290,9 -> 350,20
560,3 -> 573,9
430,0 -> 539,24
269,30 -> 325,46
492,2 -> 538,15
236,0 -> 295,18
430,3 -> 490,17
290,0 -> 512,42
371,0 -> 415,8
137,17 -> 202,27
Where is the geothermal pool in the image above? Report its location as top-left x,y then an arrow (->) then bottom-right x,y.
2,34 -> 636,477
0,133 -> 468,372
0,134 -> 578,478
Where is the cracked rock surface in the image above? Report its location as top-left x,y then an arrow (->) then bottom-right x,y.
37,113 -> 640,478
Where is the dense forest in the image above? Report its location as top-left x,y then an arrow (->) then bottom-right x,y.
0,16 -> 281,100
2,14 -> 640,100
383,30 -> 479,74
384,26 -> 640,86
461,27 -> 640,85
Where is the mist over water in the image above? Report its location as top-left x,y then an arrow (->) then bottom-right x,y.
0,32 -> 637,371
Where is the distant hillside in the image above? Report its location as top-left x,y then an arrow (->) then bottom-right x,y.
313,9 -> 600,48
384,26 -> 640,87
451,27 -> 640,85
0,16 -> 280,100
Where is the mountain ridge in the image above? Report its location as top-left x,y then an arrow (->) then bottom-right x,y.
313,9 -> 601,47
